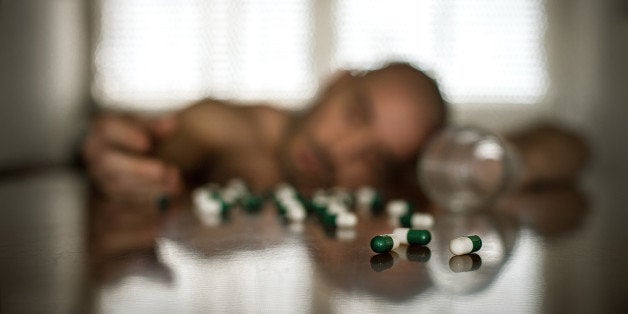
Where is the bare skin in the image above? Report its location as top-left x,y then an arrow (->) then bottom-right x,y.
82,63 -> 588,204
154,65 -> 446,195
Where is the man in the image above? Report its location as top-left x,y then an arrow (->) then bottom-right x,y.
83,62 -> 588,204
83,62 -> 446,203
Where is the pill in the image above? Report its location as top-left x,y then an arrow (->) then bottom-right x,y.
242,194 -> 264,211
285,203 -> 306,222
275,183 -> 297,201
449,235 -> 482,255
330,187 -> 353,206
449,254 -> 482,272
369,251 -> 399,272
386,199 -> 411,217
322,211 -> 357,228
370,234 -> 400,253
355,186 -> 384,212
399,212 -> 435,229
326,199 -> 349,214
393,228 -> 431,245
193,189 -> 229,215
276,198 -> 307,222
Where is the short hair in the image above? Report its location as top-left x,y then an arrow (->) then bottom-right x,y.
366,61 -> 448,133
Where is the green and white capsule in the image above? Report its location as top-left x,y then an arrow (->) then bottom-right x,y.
370,234 -> 400,253
449,235 -> 482,255
399,212 -> 435,229
193,188 -> 229,215
386,199 -> 411,217
355,186 -> 383,212
322,211 -> 357,228
393,228 -> 431,245
277,198 -> 307,222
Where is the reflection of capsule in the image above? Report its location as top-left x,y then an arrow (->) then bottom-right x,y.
449,254 -> 482,272
406,245 -> 431,263
370,251 -> 400,272
449,235 -> 482,255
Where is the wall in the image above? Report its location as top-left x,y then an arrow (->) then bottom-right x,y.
0,0 -> 90,170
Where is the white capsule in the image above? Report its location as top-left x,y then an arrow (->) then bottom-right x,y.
193,189 -> 223,215
285,203 -> 306,222
355,186 -> 376,209
220,187 -> 240,205
335,211 -> 357,228
327,199 -> 348,214
449,235 -> 483,255
386,199 -> 410,217
226,178 -> 247,194
331,187 -> 352,205
411,212 -> 435,228
275,183 -> 296,201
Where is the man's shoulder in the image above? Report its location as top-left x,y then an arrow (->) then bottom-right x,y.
178,99 -> 292,148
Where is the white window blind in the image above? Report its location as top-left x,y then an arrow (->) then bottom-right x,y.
94,0 -> 314,111
93,0 -> 547,111
333,0 -> 548,104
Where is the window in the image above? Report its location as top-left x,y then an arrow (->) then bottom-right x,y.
93,0 -> 547,111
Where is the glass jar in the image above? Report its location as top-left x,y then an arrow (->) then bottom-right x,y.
418,126 -> 520,212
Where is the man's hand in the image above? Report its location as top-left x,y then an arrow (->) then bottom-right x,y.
82,114 -> 183,203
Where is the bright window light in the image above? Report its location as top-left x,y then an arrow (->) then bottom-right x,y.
94,0 -> 547,111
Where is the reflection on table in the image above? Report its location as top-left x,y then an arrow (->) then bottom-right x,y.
88,184 -> 589,312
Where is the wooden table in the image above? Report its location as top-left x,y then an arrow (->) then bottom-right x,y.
1,168 -> 627,313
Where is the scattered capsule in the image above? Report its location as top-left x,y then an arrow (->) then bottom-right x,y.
449,254 -> 482,272
326,199 -> 349,214
399,212 -> 435,229
274,183 -> 297,202
330,187 -> 353,206
449,235 -> 482,255
386,199 -> 411,217
193,188 -> 229,215
355,186 -> 384,212
242,194 -> 264,211
370,234 -> 400,253
276,198 -> 307,222
322,211 -> 357,228
393,228 -> 431,245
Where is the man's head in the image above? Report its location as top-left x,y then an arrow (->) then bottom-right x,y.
281,62 -> 447,193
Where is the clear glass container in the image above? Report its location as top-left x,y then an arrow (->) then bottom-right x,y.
418,126 -> 521,212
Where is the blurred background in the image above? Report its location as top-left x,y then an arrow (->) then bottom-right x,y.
0,0 -> 626,176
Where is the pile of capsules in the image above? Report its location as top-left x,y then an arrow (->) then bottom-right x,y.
192,179 -> 483,271
192,179 -> 386,228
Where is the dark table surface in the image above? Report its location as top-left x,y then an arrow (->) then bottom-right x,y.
1,168 -> 627,313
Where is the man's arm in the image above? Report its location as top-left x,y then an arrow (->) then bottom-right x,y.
82,114 -> 183,202
155,99 -> 258,183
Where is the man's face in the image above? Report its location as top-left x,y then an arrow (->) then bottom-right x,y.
282,69 -> 440,192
